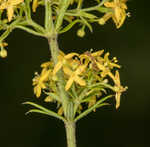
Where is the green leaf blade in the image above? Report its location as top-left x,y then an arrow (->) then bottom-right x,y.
23,101 -> 66,122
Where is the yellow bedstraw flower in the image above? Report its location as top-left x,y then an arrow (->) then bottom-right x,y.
53,52 -> 79,75
113,70 -> 127,109
33,68 -> 51,98
103,52 -> 120,69
79,50 -> 104,68
101,0 -> 127,28
63,65 -> 87,91
0,0 -> 24,22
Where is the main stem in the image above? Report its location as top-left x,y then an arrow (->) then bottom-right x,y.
47,34 -> 68,114
47,35 -> 77,147
46,1 -> 77,146
65,121 -> 77,147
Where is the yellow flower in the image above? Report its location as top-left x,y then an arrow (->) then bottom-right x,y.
53,51 -> 79,75
95,52 -> 120,78
103,52 -> 120,69
113,70 -> 127,109
102,0 -> 127,28
33,68 -> 51,98
0,0 -> 24,22
64,64 -> 87,91
79,50 -> 104,68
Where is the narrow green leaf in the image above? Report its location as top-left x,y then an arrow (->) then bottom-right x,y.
80,11 -> 97,19
80,17 -> 93,32
59,19 -> 81,34
74,95 -> 113,122
96,103 -> 110,109
96,7 -> 110,13
88,82 -> 115,91
26,109 -> 53,116
23,101 -> 66,122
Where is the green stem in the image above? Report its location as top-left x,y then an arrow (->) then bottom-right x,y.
68,0 -> 109,13
65,121 -> 77,147
77,0 -> 83,9
28,20 -> 46,33
25,0 -> 31,20
15,25 -> 45,37
45,0 -> 53,32
55,0 -> 71,31
80,0 -> 109,12
47,34 -> 68,117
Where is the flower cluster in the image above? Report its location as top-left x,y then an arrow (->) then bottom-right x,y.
99,0 -> 128,28
32,49 -> 127,116
0,0 -> 129,59
0,0 -> 24,22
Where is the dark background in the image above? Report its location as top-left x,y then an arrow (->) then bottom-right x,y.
0,1 -> 150,147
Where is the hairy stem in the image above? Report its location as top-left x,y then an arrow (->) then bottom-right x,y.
65,121 -> 77,147
47,34 -> 68,117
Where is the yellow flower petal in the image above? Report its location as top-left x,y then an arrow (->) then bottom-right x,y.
53,61 -> 63,75
75,65 -> 86,75
91,50 -> 104,57
41,61 -> 51,68
44,96 -> 53,102
104,2 -> 115,8
34,85 -> 41,98
57,106 -> 63,115
32,0 -> 38,12
65,53 -> 79,59
63,66 -> 73,76
74,76 -> 86,86
115,7 -> 122,22
10,0 -> 24,5
96,62 -> 105,71
7,6 -> 14,22
40,69 -> 50,82
115,92 -> 121,109
65,75 -> 74,91
114,70 -> 120,86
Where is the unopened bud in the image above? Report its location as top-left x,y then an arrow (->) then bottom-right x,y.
0,49 -> 7,58
98,13 -> 112,25
98,18 -> 105,25
77,29 -> 85,37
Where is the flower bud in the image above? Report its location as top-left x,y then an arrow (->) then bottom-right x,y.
77,29 -> 85,37
98,18 -> 105,25
0,49 -> 7,58
98,13 -> 112,25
